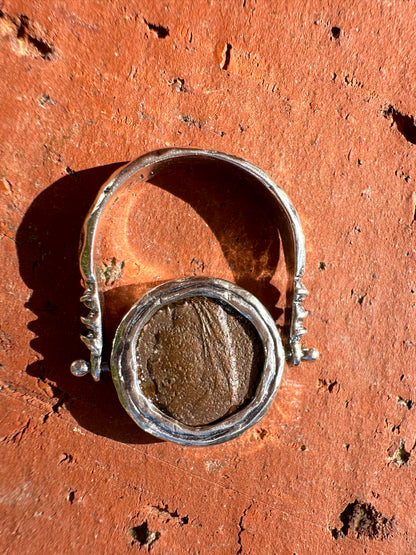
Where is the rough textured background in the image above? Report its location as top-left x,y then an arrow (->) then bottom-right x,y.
1,0 -> 416,553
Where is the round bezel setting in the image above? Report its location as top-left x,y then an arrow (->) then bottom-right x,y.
110,276 -> 285,446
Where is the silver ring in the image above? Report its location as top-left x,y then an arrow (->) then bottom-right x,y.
70,148 -> 318,445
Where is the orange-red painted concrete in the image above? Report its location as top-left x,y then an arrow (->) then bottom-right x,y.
1,1 -> 416,553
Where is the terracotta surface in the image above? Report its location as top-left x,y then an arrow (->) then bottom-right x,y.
1,1 -> 416,553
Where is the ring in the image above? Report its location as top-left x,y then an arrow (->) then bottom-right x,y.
70,148 -> 318,446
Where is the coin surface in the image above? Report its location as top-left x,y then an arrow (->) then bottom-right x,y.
136,296 -> 264,426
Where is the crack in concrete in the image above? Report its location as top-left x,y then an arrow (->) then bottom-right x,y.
0,10 -> 55,59
236,503 -> 252,554
153,503 -> 189,526
2,417 -> 30,445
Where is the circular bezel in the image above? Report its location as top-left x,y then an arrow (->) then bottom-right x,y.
110,276 -> 285,446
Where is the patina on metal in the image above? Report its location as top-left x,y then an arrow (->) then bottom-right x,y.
135,292 -> 264,427
70,148 -> 318,446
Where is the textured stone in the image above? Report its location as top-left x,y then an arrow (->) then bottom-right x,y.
1,0 -> 416,553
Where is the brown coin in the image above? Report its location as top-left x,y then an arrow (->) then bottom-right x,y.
136,296 -> 264,426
